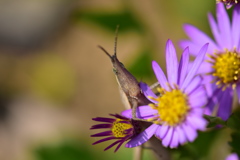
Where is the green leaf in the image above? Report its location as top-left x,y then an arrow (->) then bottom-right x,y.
73,9 -> 144,33
204,110 -> 240,130
204,115 -> 226,128
226,110 -> 240,130
229,131 -> 240,156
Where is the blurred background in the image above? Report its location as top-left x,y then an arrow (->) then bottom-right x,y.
0,0 -> 235,160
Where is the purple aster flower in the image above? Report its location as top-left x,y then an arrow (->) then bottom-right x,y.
90,114 -> 141,152
121,40 -> 208,148
180,3 -> 240,120
226,153 -> 239,160
217,0 -> 239,9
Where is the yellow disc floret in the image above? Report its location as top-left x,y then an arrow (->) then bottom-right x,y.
209,50 -> 240,89
111,119 -> 133,138
149,88 -> 189,126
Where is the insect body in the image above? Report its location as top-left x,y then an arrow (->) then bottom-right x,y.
98,27 -> 149,119
97,27 -> 170,160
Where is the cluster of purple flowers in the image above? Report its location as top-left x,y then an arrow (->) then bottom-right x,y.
90,2 -> 240,157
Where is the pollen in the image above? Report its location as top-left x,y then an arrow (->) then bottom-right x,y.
111,119 -> 133,138
149,88 -> 189,126
209,50 -> 240,89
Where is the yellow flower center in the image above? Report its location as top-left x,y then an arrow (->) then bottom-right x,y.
208,50 -> 240,89
111,119 -> 133,138
149,88 -> 189,126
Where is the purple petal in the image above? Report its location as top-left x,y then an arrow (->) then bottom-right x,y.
175,125 -> 186,145
170,128 -> 179,148
226,4 -> 234,9
188,86 -> 208,108
192,108 -> 204,116
208,13 -> 222,48
179,40 -> 200,56
166,40 -> 178,85
90,123 -> 112,129
178,47 -> 189,86
91,131 -> 112,137
187,114 -> 207,131
109,114 -> 128,120
139,82 -> 157,103
136,105 -> 158,119
92,136 -> 116,145
202,75 -> 215,97
162,127 -> 173,147
121,109 -> 132,118
154,126 -> 162,139
204,107 -> 212,116
121,106 -> 155,121
92,117 -> 115,123
183,24 -> 217,53
205,87 -> 223,115
217,88 -> 233,120
125,124 -> 158,148
182,123 -> 197,142
118,120 -> 130,124
104,139 -> 122,151
181,43 -> 208,90
197,61 -> 212,75
232,4 -> 240,50
114,140 -> 125,152
157,125 -> 169,139
184,76 -> 201,95
226,153 -> 239,160
216,3 -> 232,48
152,61 -> 169,90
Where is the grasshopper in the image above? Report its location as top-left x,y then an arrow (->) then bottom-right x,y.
97,26 -> 170,160
97,26 -> 149,120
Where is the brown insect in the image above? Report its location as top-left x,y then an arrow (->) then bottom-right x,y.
97,26 -> 170,160
97,26 -> 149,119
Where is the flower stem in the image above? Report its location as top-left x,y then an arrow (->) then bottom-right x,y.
133,146 -> 143,160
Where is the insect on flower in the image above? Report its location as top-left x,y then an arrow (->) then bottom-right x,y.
98,26 -> 150,118
122,40 -> 208,148
95,26 -> 170,158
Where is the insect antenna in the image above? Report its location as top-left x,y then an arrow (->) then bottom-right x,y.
97,45 -> 112,60
98,25 -> 119,60
114,25 -> 119,57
